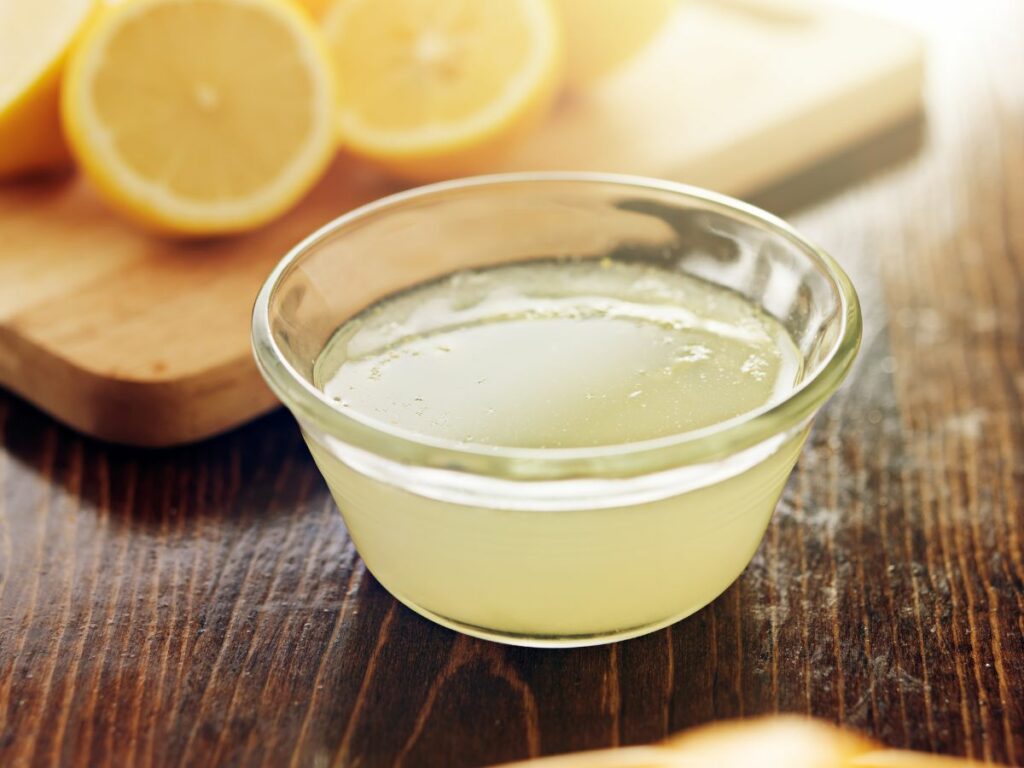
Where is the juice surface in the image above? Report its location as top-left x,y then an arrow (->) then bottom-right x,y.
308,257 -> 807,643
314,259 -> 802,448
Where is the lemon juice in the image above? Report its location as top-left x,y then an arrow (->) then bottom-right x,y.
309,258 -> 806,643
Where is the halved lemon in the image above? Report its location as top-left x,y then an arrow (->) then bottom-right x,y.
62,0 -> 337,235
0,0 -> 97,177
555,0 -> 676,86
323,0 -> 563,181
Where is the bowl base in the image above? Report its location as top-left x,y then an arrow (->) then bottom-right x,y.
389,592 -> 708,648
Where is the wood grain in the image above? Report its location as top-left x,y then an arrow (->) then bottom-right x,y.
1,2 -> 1022,767
0,1 -> 922,447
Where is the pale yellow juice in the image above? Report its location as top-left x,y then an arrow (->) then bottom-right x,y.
308,259 -> 806,643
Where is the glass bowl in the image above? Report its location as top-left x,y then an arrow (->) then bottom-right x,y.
252,173 -> 861,647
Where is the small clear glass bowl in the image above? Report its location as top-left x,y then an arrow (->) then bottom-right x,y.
252,173 -> 862,648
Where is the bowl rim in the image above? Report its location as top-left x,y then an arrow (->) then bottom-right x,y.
251,172 -> 862,480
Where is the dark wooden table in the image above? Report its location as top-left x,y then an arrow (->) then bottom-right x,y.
3,3 -> 1023,766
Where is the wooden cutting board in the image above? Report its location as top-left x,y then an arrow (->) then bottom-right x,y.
0,1 -> 923,446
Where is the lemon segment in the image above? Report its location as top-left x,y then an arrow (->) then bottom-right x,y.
323,0 -> 563,181
61,0 -> 337,235
0,0 -> 97,177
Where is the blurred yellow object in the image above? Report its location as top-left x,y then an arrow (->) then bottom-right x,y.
293,0 -> 332,17
61,0 -> 336,236
495,716 -> 1001,767
0,0 -> 97,178
664,717 -> 875,768
323,0 -> 562,181
554,0 -> 676,85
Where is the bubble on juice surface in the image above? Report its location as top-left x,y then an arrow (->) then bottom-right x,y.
674,344 -> 712,363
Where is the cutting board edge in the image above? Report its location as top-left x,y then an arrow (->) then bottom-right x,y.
0,326 -> 279,446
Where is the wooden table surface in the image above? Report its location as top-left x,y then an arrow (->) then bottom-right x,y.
2,3 -> 1023,766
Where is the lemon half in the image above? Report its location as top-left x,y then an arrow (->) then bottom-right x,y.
62,0 -> 337,235
555,0 -> 677,86
323,0 -> 563,181
0,0 -> 97,177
